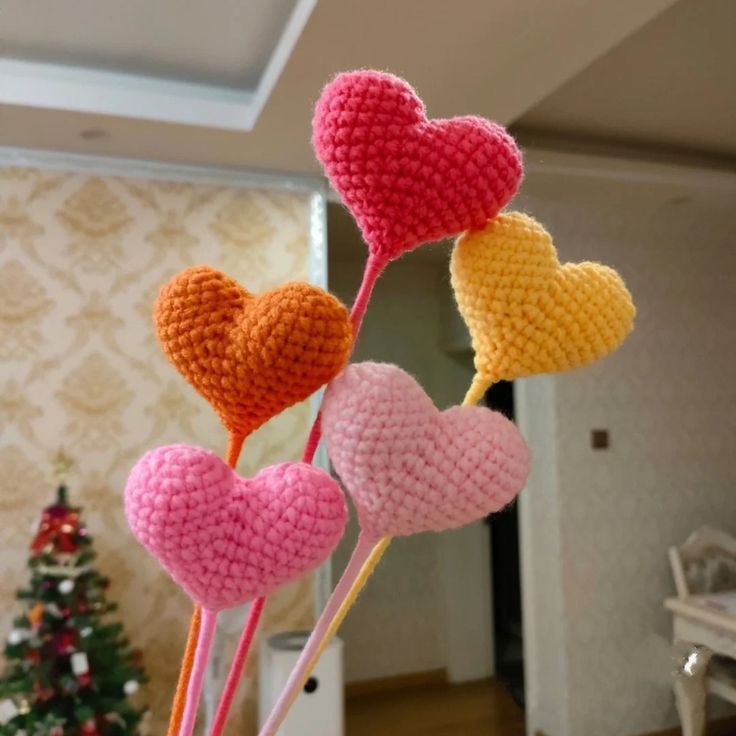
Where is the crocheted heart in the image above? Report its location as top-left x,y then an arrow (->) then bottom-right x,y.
313,70 -> 523,264
451,213 -> 636,384
321,363 -> 530,538
124,445 -> 347,611
154,266 -> 352,438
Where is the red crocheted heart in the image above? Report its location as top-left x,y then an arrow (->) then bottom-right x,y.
313,70 -> 523,264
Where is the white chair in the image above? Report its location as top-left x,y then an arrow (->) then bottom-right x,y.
667,527 -> 736,736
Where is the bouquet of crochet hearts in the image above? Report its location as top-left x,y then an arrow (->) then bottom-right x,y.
123,70 -> 635,736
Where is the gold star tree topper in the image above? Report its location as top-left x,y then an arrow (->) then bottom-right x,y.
51,448 -> 75,485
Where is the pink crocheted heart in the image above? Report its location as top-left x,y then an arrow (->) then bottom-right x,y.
313,70 -> 523,264
124,445 -> 347,610
321,363 -> 530,538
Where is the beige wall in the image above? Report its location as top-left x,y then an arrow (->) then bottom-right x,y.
0,163 -> 319,735
517,154 -> 736,736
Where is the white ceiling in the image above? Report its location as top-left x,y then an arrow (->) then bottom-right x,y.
1,0 -> 733,171
516,0 -> 736,159
0,0 -> 298,88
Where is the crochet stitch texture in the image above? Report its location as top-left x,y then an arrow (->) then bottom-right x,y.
154,266 -> 353,438
451,213 -> 636,384
124,445 -> 347,611
321,362 -> 530,538
313,70 -> 523,263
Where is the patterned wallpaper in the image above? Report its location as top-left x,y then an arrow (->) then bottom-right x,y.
0,164 -> 318,735
517,169 -> 736,736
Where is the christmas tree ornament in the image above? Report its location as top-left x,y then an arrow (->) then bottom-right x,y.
57,580 -> 74,595
0,699 -> 18,725
38,561 -> 82,577
31,495 -> 80,555
31,683 -> 52,703
43,604 -> 62,619
70,652 -> 88,676
24,650 -> 40,665
80,718 -> 97,735
54,630 -> 76,656
123,681 -> 139,696
105,712 -> 127,727
28,604 -> 42,627
7,629 -> 30,646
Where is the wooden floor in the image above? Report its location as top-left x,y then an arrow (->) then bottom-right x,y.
345,678 -> 525,736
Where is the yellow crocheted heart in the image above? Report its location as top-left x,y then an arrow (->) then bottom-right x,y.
450,212 -> 635,385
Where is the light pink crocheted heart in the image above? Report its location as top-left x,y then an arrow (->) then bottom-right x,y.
321,363 -> 530,538
124,445 -> 347,610
313,70 -> 523,264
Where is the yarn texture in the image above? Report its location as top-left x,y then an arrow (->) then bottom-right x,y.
321,362 -> 530,538
313,70 -> 523,263
124,445 -> 347,611
451,213 -> 636,384
154,266 -> 353,438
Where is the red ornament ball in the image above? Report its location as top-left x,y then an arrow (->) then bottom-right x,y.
54,628 -> 76,655
80,718 -> 98,735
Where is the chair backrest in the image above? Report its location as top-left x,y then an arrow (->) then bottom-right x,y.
669,527 -> 736,599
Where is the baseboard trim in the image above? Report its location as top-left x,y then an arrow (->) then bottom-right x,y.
345,669 -> 448,698
638,716 -> 736,736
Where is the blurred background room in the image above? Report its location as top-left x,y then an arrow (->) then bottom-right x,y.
0,1 -> 734,735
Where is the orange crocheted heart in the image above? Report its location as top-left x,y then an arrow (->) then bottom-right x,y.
154,266 -> 352,441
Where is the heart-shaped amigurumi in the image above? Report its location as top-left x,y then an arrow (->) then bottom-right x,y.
321,362 -> 530,538
313,70 -> 523,264
124,445 -> 347,610
154,266 -> 353,439
451,213 -> 636,384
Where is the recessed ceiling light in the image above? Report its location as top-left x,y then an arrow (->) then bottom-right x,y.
80,128 -> 109,141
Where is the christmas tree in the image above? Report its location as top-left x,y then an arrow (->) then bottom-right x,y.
0,455 -> 147,736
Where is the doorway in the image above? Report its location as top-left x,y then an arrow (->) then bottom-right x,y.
484,380 -> 525,707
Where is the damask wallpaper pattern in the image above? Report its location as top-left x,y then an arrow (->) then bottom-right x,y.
0,165 -> 318,735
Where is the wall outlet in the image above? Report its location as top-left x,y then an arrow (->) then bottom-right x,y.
591,429 -> 609,449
